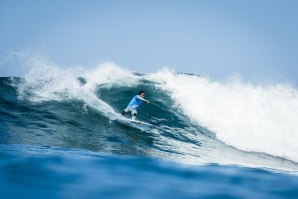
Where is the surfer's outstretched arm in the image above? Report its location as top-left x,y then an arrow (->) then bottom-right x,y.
136,95 -> 149,103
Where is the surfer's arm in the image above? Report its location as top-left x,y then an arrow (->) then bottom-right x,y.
136,95 -> 149,103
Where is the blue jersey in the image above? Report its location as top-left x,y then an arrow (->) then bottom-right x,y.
128,95 -> 143,110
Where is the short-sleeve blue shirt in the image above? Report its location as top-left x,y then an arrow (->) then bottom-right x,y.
128,95 -> 143,110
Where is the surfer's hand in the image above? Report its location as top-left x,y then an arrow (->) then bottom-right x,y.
146,100 -> 149,103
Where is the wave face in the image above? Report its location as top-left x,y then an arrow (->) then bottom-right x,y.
1,60 -> 298,173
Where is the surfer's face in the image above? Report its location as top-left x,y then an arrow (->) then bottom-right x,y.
140,93 -> 145,98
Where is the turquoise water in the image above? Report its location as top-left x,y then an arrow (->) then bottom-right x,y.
1,63 -> 298,198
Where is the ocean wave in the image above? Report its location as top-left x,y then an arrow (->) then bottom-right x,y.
1,58 -> 298,172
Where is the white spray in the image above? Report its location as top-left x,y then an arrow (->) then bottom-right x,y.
147,69 -> 298,163
17,56 -> 139,118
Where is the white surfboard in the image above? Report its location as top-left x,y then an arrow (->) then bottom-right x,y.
115,116 -> 156,131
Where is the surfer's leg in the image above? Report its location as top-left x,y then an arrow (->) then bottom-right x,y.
121,107 -> 129,115
131,110 -> 137,120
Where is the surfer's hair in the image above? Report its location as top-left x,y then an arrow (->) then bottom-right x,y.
138,90 -> 145,95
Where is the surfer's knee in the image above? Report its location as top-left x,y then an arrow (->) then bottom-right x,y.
131,109 -> 137,116
131,109 -> 137,119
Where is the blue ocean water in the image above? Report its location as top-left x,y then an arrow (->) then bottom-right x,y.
1,144 -> 298,199
1,63 -> 298,198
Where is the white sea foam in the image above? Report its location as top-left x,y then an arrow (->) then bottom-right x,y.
147,69 -> 298,163
17,55 -> 139,118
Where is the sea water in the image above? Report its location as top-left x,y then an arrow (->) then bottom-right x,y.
1,58 -> 298,198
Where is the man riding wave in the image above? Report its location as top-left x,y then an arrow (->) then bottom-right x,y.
121,90 -> 149,120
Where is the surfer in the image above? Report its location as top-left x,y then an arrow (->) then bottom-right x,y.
121,90 -> 149,120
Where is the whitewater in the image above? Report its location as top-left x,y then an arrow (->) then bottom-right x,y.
148,69 -> 298,164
